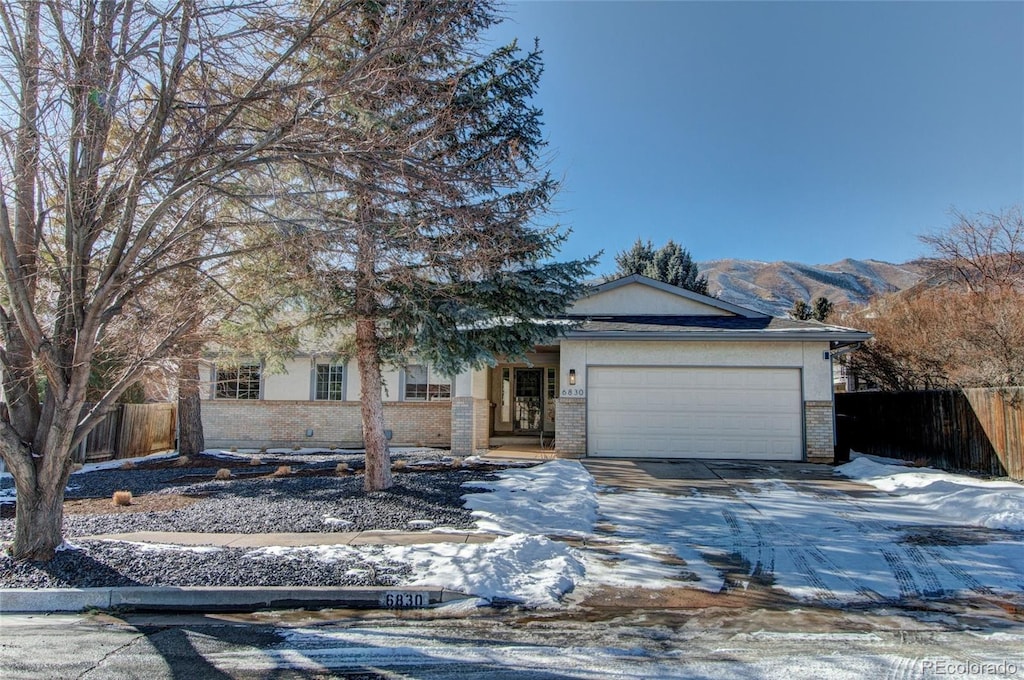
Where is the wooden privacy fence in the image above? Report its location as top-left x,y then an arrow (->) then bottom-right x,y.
75,403 -> 177,463
835,388 -> 1023,481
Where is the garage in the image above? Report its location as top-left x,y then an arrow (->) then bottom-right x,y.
587,366 -> 803,460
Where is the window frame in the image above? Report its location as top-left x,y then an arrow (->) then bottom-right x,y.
214,363 -> 262,400
314,362 -> 345,401
403,364 -> 452,402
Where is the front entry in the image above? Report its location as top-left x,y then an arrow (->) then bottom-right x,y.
513,368 -> 543,432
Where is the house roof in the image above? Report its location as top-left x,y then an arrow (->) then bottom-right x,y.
568,275 -> 870,344
588,274 -> 771,318
562,315 -> 871,345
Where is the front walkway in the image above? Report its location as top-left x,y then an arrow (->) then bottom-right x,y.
77,530 -> 497,548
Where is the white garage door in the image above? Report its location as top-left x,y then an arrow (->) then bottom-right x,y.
587,366 -> 803,460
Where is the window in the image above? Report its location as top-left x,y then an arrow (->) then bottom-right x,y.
404,364 -> 451,401
315,363 -> 345,401
215,364 -> 261,399
547,367 -> 558,399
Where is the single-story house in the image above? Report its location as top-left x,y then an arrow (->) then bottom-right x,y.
199,274 -> 870,462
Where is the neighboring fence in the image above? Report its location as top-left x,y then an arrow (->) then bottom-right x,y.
835,388 -> 1024,481
75,403 -> 178,463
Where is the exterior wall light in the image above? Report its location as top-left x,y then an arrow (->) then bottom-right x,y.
568,369 -> 576,385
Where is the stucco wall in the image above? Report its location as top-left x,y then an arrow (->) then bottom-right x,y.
569,282 -> 732,316
559,339 -> 834,401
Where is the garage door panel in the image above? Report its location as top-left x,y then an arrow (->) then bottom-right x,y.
587,366 -> 803,460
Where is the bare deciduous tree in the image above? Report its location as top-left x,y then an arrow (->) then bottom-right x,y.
0,0 -> 454,560
845,207 -> 1024,390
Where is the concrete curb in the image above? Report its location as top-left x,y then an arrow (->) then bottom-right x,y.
0,586 -> 473,614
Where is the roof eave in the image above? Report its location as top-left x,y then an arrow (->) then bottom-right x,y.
564,330 -> 873,342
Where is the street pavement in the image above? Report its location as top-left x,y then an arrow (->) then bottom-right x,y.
2,607 -> 1022,679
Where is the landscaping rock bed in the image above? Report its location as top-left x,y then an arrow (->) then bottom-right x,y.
0,450 -> 505,589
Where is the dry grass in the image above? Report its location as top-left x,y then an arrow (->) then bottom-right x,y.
174,455 -> 191,467
449,457 -> 464,468
392,459 -> 407,471
292,445 -> 302,451
214,468 -> 232,481
111,490 -> 133,506
250,457 -> 264,466
119,460 -> 136,470
272,465 -> 292,477
71,463 -> 84,472
912,457 -> 932,468
229,447 -> 238,452
335,462 -> 350,475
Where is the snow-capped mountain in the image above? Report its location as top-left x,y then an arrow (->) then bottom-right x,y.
698,258 -> 928,317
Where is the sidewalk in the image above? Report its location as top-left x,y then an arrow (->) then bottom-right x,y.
2,531 -> 498,614
77,529 -> 498,548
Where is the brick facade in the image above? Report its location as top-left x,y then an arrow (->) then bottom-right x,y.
451,397 -> 490,456
202,400 -> 451,449
804,400 -> 835,463
554,397 -> 586,458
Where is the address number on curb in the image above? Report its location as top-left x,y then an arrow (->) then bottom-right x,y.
379,591 -> 429,608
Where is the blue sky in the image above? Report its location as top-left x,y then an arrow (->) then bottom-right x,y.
485,1 -> 1024,275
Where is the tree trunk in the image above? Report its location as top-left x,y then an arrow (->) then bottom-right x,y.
357,316 -> 393,491
176,355 -> 204,456
11,473 -> 67,561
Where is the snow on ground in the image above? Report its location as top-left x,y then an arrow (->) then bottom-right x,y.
0,450 -> 181,501
594,474 -> 1024,604
461,459 -> 597,536
836,455 -> 1024,531
254,534 -> 584,608
74,450 -> 179,474
459,458 -> 1023,605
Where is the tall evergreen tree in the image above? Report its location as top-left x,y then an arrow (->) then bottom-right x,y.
812,296 -> 835,322
258,2 -> 594,490
614,239 -> 709,294
790,299 -> 813,320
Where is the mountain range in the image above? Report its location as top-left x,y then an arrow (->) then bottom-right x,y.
697,258 -> 929,317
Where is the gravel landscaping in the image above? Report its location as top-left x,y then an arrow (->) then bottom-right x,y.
0,450 -> 505,589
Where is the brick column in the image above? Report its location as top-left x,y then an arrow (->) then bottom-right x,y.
451,397 -> 489,456
554,397 -> 586,458
804,400 -> 835,464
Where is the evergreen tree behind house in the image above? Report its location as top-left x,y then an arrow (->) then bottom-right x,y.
615,239 -> 710,295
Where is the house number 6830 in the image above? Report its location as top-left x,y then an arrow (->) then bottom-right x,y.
561,388 -> 585,397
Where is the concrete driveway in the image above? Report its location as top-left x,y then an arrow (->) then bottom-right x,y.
580,459 -> 1024,609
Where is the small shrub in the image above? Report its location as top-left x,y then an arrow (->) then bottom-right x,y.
250,457 -> 264,466
259,447 -> 268,453
214,468 -> 232,480
174,455 -> 191,467
272,465 -> 292,477
392,459 -> 407,471
111,490 -> 133,506
292,445 -> 302,451
912,457 -> 931,468
449,457 -> 464,468
71,463 -> 84,472
335,462 -> 350,475
229,447 -> 237,453
119,460 -> 136,470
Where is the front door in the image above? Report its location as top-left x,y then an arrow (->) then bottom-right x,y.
513,368 -> 543,432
